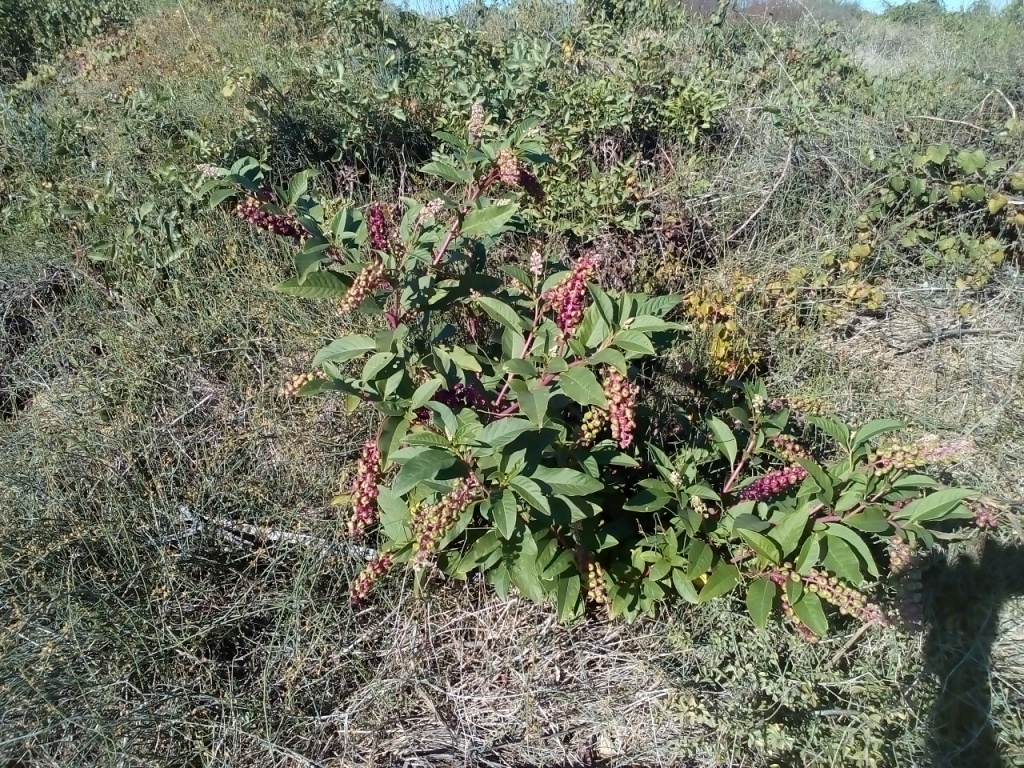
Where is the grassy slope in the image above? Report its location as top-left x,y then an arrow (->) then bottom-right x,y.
1,1 -> 1023,766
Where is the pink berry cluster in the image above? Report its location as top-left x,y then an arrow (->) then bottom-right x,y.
577,406 -> 609,447
970,502 -> 999,530
496,149 -> 522,186
411,477 -> 481,567
350,552 -> 393,604
602,367 -> 638,449
339,258 -> 386,314
234,195 -> 302,239
366,204 -> 392,252
739,464 -> 808,501
348,439 -> 382,537
543,253 -> 599,335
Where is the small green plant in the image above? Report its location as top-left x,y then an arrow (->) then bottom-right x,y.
207,109 -> 991,636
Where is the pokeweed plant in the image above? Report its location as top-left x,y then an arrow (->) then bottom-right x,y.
203,108 -> 994,637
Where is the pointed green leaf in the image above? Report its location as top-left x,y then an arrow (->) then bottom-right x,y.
707,417 -> 738,466
558,366 -> 608,408
672,568 -> 700,603
793,592 -> 829,636
492,490 -> 518,539
852,419 -> 905,449
392,449 -> 457,496
273,271 -> 348,298
746,578 -> 777,630
475,296 -> 527,331
462,203 -> 518,238
510,476 -> 550,515
769,506 -> 810,557
698,564 -> 741,601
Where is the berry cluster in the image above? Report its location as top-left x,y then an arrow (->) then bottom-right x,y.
411,477 -> 481,567
584,560 -> 608,606
887,538 -> 924,631
529,249 -> 544,277
577,406 -> 609,446
496,149 -> 522,187
366,204 -> 393,253
769,435 -> 810,464
739,464 -> 808,501
234,195 -> 301,239
781,591 -> 820,644
603,367 -> 639,449
542,253 -> 599,335
970,502 -> 999,530
278,371 -> 324,398
339,258 -> 386,314
348,439 -> 382,537
350,553 -> 393,604
869,436 -> 973,474
768,395 -> 828,416
435,381 -> 490,410
415,197 -> 445,229
790,565 -> 890,627
468,101 -> 484,143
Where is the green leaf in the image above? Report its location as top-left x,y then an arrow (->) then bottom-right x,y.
793,592 -> 829,637
613,329 -> 656,356
738,528 -> 782,563
794,533 -> 821,573
392,449 -> 457,496
698,564 -> 741,602
492,490 -> 518,539
822,536 -> 863,585
852,419 -> 905,449
638,294 -> 682,317
825,524 -> 879,577
558,366 -> 608,408
769,506 -> 810,557
273,271 -> 348,298
511,535 -> 545,602
421,161 -> 473,184
844,507 -> 890,533
926,143 -> 950,165
589,348 -> 628,374
555,574 -> 583,621
896,488 -> 977,523
807,415 -> 851,450
312,335 -> 377,366
686,540 -> 713,579
746,578 -> 777,630
462,203 -> 519,238
623,488 -> 670,513
672,568 -> 700,603
510,476 -> 550,515
707,417 -> 738,466
410,378 -> 444,409
448,345 -> 482,372
516,386 -> 551,427
475,296 -> 527,331
625,315 -> 682,333
477,417 -> 535,449
532,466 -> 604,496
795,458 -> 835,502
362,352 -> 396,382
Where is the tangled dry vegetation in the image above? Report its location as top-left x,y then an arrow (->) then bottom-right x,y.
2,0 -> 1023,766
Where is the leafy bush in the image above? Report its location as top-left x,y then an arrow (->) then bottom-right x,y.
0,0 -> 139,79
205,109 -> 992,635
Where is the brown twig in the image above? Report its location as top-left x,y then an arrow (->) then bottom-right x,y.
893,327 -> 1016,356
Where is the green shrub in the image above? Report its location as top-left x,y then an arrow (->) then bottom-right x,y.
203,109 -> 992,634
0,0 -> 140,79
